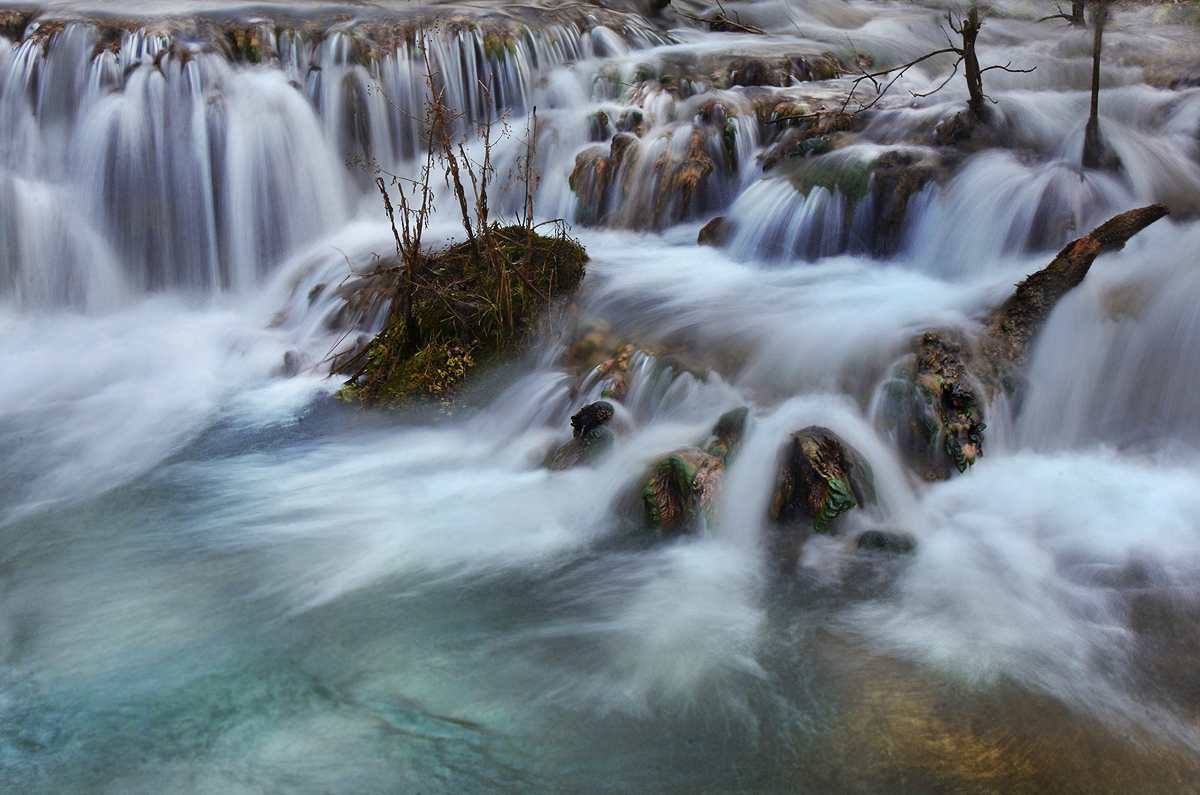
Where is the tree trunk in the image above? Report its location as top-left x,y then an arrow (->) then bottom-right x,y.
982,203 -> 1169,374
1071,0 -> 1085,25
962,6 -> 986,121
1081,0 -> 1110,168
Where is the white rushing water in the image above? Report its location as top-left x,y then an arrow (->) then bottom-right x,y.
3,0 -> 1200,792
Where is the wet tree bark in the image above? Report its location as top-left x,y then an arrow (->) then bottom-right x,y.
1081,0 -> 1110,168
962,6 -> 986,121
981,203 -> 1170,376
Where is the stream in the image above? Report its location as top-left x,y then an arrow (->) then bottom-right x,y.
2,0 -> 1200,792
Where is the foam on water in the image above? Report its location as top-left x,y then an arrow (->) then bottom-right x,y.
4,0 -> 1200,791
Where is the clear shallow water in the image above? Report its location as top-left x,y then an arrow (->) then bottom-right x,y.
3,0 -> 1200,793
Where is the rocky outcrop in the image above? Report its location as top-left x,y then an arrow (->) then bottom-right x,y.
878,331 -> 986,481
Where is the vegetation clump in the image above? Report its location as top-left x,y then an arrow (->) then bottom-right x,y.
338,225 -> 585,407
335,53 -> 587,409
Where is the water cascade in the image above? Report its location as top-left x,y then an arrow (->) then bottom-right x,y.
3,1 -> 1200,792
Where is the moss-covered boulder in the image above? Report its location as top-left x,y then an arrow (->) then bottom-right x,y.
706,406 -> 749,460
769,427 -> 875,532
641,450 -> 725,533
337,225 -> 586,408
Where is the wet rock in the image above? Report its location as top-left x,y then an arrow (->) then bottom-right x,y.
615,109 -> 645,137
281,350 -> 303,377
549,401 -> 616,471
868,149 -> 940,252
760,108 -> 857,171
856,529 -> 916,555
770,427 -> 875,532
570,400 -> 614,438
698,216 -> 729,247
639,406 -> 749,533
934,111 -> 978,147
780,154 -> 873,205
652,128 -> 715,218
592,345 -> 638,401
705,405 -> 749,460
641,449 -> 725,533
569,133 -> 639,226
0,9 -> 32,41
548,426 -> 615,471
729,57 -> 774,87
879,331 -> 986,481
878,205 -> 1169,481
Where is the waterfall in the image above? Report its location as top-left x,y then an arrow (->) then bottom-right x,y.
4,2 -> 1200,793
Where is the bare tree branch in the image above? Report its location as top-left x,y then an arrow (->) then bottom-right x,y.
841,47 -> 961,112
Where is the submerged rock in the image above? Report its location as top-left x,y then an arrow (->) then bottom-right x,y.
770,427 -> 875,532
855,529 -> 916,555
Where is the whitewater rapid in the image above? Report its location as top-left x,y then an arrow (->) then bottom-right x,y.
3,0 -> 1200,792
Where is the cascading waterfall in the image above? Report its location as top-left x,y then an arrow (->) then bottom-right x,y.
4,1 -> 1200,793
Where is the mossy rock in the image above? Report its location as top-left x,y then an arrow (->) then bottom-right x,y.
549,426 -> 615,471
780,154 -> 872,206
879,331 -> 986,481
770,427 -> 875,532
338,225 -> 587,408
705,405 -> 749,460
641,450 -> 724,533
549,400 -> 617,471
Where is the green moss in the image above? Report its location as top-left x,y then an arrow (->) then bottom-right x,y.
782,156 -> 872,205
343,225 -> 587,408
814,475 -> 857,532
723,120 -> 738,165
642,454 -> 698,528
